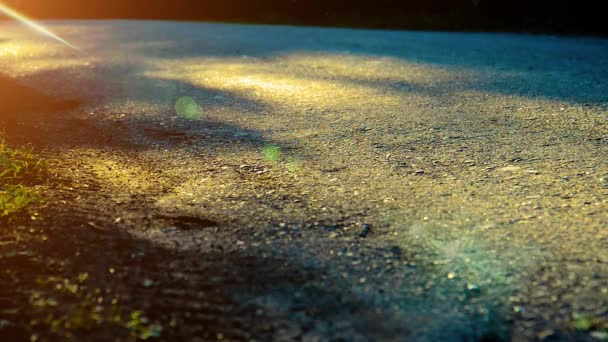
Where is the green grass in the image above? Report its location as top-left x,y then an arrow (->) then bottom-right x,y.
31,275 -> 162,340
0,184 -> 38,217
0,138 -> 44,218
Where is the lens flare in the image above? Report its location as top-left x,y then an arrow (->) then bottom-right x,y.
175,96 -> 202,119
262,145 -> 281,161
0,2 -> 79,50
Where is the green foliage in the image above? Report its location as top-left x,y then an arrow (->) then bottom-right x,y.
31,275 -> 162,340
0,185 -> 38,217
127,310 -> 162,340
0,139 -> 44,218
0,140 -> 43,183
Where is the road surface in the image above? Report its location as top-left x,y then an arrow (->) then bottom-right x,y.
1,21 -> 607,341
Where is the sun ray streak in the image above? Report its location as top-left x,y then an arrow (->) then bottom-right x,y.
0,2 -> 79,50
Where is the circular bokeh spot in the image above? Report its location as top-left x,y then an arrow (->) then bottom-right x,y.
262,145 -> 281,161
175,96 -> 202,119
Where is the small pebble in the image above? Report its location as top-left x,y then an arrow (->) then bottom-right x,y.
465,283 -> 481,296
359,224 -> 372,238
591,331 -> 608,341
537,329 -> 555,341
162,227 -> 177,235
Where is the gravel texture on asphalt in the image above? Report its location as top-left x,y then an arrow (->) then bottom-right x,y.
1,21 -> 607,341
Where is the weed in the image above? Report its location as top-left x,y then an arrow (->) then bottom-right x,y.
127,310 -> 162,340
0,137 -> 45,218
0,184 -> 38,217
0,139 -> 45,184
30,275 -> 162,340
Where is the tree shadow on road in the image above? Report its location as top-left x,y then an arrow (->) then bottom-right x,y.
130,22 -> 608,105
0,66 -> 276,155
1,197 -> 428,341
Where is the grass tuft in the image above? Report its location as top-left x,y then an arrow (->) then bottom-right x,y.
0,184 -> 38,217
0,138 -> 44,218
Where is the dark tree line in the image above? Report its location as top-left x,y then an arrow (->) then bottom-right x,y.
3,0 -> 606,35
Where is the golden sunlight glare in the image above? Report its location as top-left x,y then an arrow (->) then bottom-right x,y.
0,2 -> 79,50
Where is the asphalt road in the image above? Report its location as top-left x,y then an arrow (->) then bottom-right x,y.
1,21 -> 607,341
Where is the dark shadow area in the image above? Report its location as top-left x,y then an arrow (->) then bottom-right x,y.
1,72 -> 107,147
1,0 -> 606,36
0,180 -> 511,341
0,188 -> 399,340
0,73 -> 80,122
0,66 -> 279,156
